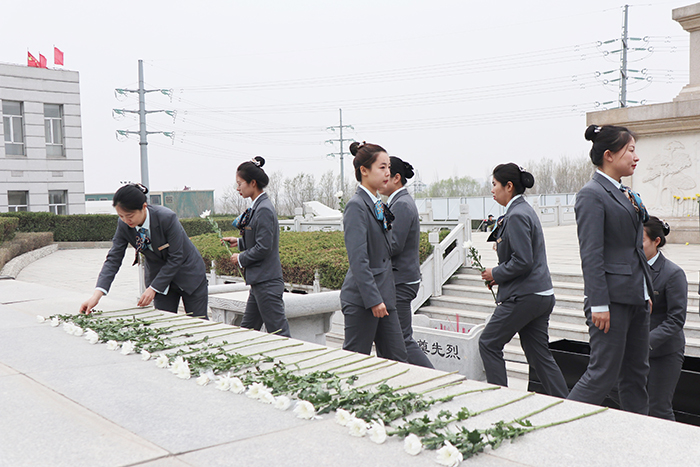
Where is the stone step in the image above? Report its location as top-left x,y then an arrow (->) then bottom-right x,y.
440,284 -> 584,310
506,360 -> 530,381
456,266 -> 585,284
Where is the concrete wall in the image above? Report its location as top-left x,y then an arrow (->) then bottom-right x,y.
0,63 -> 86,214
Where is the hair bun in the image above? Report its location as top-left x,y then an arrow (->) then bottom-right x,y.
584,124 -> 601,142
349,141 -> 362,156
520,171 -> 535,189
662,220 -> 671,236
253,155 -> 265,168
403,161 -> 415,180
135,182 -> 149,194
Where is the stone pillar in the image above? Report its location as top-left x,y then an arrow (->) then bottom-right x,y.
293,207 -> 303,232
429,230 -> 442,297
673,3 -> 700,101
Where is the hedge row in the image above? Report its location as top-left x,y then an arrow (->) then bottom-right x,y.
0,212 -> 242,241
190,229 -> 449,290
0,232 -> 54,271
0,217 -> 18,243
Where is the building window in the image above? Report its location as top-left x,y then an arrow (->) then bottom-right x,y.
150,194 -> 162,205
2,101 -> 25,156
44,104 -> 64,157
48,190 -> 68,214
8,191 -> 28,211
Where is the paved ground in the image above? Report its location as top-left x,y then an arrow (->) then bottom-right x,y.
1,226 -> 699,466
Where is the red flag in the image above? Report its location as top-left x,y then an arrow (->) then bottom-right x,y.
54,47 -> 64,66
39,54 -> 47,68
27,51 -> 40,67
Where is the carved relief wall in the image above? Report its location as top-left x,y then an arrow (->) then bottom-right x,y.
633,134 -> 700,217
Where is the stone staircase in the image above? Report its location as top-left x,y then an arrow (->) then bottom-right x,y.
418,266 -> 700,382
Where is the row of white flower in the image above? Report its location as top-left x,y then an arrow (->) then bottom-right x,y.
40,313 -> 465,467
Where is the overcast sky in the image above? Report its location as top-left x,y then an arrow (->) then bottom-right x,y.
0,0 -> 692,198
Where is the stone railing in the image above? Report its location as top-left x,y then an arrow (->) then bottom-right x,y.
532,198 -> 576,227
411,204 -> 471,312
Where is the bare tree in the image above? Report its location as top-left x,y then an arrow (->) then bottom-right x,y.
282,173 -> 316,216
527,159 -> 556,194
317,170 -> 338,208
555,155 -> 594,193
266,171 -> 284,210
217,184 -> 248,215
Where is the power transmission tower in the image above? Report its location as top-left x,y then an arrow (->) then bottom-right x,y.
113,59 -> 175,198
326,109 -> 354,194
596,4 -> 651,108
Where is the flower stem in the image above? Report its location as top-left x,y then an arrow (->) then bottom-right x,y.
351,361 -> 398,376
512,399 -> 564,423
356,368 -> 410,390
527,407 -> 608,431
241,342 -> 304,356
335,359 -> 388,375
272,347 -> 326,359
393,371 -> 462,392
471,392 -> 535,417
291,348 -> 340,367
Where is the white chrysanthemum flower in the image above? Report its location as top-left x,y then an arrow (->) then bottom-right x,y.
436,440 -> 463,467
259,390 -> 275,405
246,382 -> 266,400
368,419 -> 387,444
105,340 -> 119,351
404,434 -> 423,456
273,395 -> 291,411
155,355 -> 170,368
335,409 -> 354,427
36,315 -> 46,323
84,329 -> 99,345
168,356 -> 185,374
50,317 -> 60,327
72,326 -> 84,337
62,322 -> 74,334
463,240 -> 473,251
229,377 -> 245,394
120,341 -> 135,355
175,362 -> 191,380
334,191 -> 343,198
348,418 -> 368,437
200,210 -> 211,218
140,349 -> 151,361
215,375 -> 232,391
196,374 -> 210,386
293,400 -> 316,420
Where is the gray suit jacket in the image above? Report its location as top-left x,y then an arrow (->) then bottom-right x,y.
649,253 -> 687,357
489,196 -> 552,302
97,205 -> 206,294
340,187 -> 396,310
388,189 -> 421,284
237,193 -> 283,285
575,172 -> 652,307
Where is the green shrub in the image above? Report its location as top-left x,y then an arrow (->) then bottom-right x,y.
0,212 -> 54,232
190,228 -> 451,290
0,232 -> 54,271
53,215 -> 118,242
0,217 -> 18,243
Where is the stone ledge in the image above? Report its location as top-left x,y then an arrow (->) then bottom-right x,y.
0,243 -> 58,278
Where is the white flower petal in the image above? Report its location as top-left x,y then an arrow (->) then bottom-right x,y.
196,374 -> 210,386
293,400 -> 316,420
36,315 -> 46,323
155,355 -> 170,368
120,341 -> 135,355
259,390 -> 275,404
141,350 -> 151,361
215,375 -> 232,391
404,434 -> 423,456
334,409 -> 354,427
436,440 -> 463,467
368,420 -> 387,444
72,326 -> 84,337
229,377 -> 245,394
106,340 -> 119,351
273,395 -> 291,411
348,418 -> 368,437
50,317 -> 60,327
246,382 -> 265,400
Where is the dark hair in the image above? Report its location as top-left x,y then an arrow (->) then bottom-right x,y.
644,216 -> 670,249
584,124 -> 636,167
492,163 -> 534,195
350,142 -> 387,182
113,183 -> 148,211
237,156 -> 269,189
388,156 -> 415,186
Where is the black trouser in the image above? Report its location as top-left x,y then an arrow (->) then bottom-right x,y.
479,294 -> 568,398
153,276 -> 209,319
242,278 -> 291,337
394,283 -> 433,368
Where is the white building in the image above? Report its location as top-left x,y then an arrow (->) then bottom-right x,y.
0,63 -> 86,214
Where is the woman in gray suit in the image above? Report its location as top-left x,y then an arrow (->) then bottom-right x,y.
222,157 -> 290,337
378,156 -> 433,368
479,163 -> 568,397
567,125 -> 653,415
643,216 -> 687,420
80,183 -> 209,318
340,142 -> 407,362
